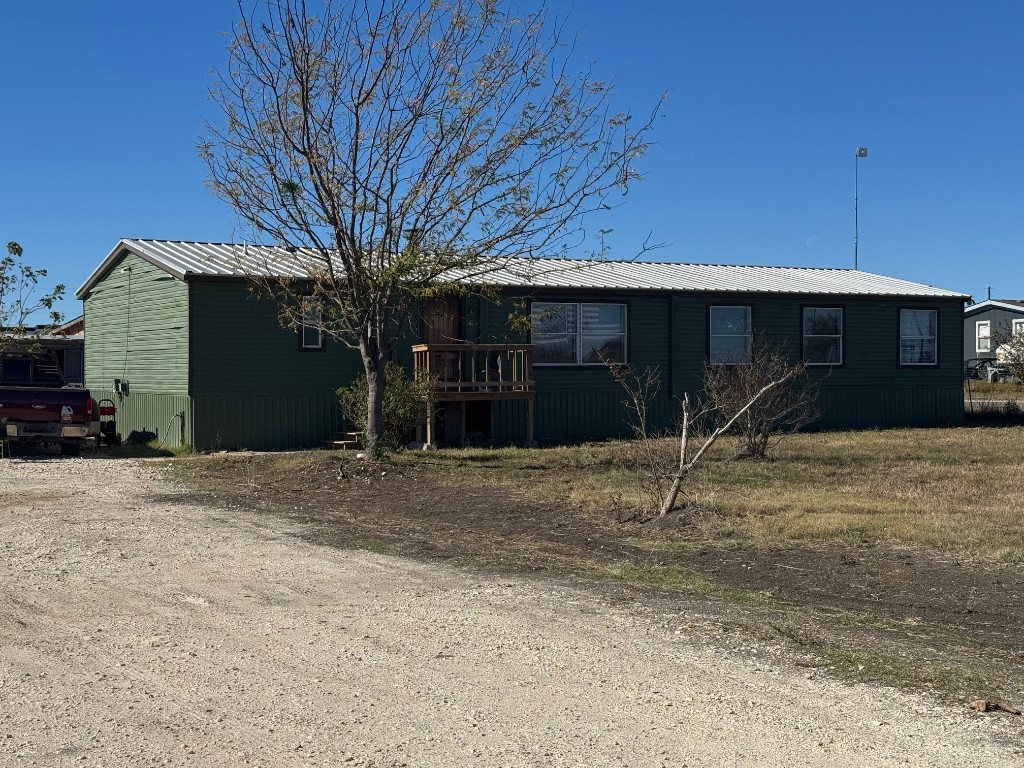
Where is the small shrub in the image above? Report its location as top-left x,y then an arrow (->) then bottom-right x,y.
126,429 -> 158,445
703,336 -> 820,459
337,363 -> 432,451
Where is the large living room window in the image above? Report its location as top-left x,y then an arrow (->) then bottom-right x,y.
899,308 -> 937,366
531,302 -> 627,365
802,307 -> 843,365
708,305 -> 752,364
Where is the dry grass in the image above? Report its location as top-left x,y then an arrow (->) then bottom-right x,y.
392,426 -> 1024,561
965,380 -> 1024,399
710,429 -> 1024,559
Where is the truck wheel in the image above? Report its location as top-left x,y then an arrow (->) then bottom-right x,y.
62,442 -> 81,457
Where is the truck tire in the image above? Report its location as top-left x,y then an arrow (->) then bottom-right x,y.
62,442 -> 81,457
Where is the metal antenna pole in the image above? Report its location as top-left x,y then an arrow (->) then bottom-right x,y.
854,155 -> 859,270
854,147 -> 867,270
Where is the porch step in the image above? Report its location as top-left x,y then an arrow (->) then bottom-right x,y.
326,431 -> 363,451
328,440 -> 362,451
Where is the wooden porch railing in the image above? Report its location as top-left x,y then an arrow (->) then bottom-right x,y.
411,343 -> 535,445
411,344 -> 535,398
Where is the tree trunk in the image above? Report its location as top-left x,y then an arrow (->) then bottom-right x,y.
359,336 -> 388,457
659,394 -> 692,516
659,374 -> 794,517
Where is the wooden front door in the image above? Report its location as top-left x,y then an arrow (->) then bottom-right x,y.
422,297 -> 462,385
422,297 -> 461,345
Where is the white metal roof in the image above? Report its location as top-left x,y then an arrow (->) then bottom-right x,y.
445,258 -> 967,297
964,299 -> 1024,315
76,238 -> 968,299
75,238 -> 318,297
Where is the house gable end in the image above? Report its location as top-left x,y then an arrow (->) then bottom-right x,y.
76,240 -> 187,300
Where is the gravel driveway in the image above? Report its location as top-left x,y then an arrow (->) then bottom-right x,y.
1,456 -> 1020,767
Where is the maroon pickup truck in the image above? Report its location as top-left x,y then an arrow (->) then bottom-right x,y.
0,352 -> 100,454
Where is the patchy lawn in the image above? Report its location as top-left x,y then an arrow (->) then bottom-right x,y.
166,425 -> 1024,708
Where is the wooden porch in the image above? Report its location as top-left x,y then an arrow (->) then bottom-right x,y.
412,343 -> 535,446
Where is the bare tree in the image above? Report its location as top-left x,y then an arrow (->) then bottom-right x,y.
610,358 -> 808,518
1,242 -> 65,351
658,380 -> 799,517
200,0 -> 661,454
703,336 -> 820,459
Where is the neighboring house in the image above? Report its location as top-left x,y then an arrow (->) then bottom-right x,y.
1,315 -> 85,385
76,239 -> 969,450
963,299 -> 1024,363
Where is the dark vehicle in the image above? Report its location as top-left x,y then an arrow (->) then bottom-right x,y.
0,352 -> 100,454
964,357 -> 991,380
964,356 -> 1016,383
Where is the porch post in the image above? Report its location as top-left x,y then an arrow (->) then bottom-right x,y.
425,403 -> 434,448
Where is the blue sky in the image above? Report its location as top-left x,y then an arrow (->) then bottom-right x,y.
2,0 -> 1021,321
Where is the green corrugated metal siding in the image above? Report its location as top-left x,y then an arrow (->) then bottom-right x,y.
90,388 -> 193,448
192,393 -> 342,451
83,251 -> 189,395
816,387 -> 963,429
536,389 -> 675,442
188,280 -> 361,449
82,251 -> 193,448
189,280 -> 363,396
491,399 -> 527,441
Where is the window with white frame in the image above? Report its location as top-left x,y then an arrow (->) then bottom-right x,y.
1014,318 -> 1024,338
709,305 -> 752,364
976,320 -> 991,354
300,297 -> 324,350
531,302 -> 626,365
899,308 -> 937,365
802,307 -> 843,365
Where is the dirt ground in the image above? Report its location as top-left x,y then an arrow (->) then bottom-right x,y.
2,454 -> 1023,767
183,453 -> 1024,702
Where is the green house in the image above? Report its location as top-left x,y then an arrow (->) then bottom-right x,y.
76,239 -> 969,450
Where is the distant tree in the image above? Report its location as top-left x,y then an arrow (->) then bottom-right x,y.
200,0 -> 661,455
702,336 -> 820,459
991,326 -> 1024,384
1,242 -> 65,350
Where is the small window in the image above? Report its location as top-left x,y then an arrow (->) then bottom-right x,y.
803,307 -> 843,365
899,308 -> 937,366
976,320 -> 991,354
709,305 -> 752,364
1013,318 -> 1024,338
300,298 -> 325,351
531,302 -> 626,365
